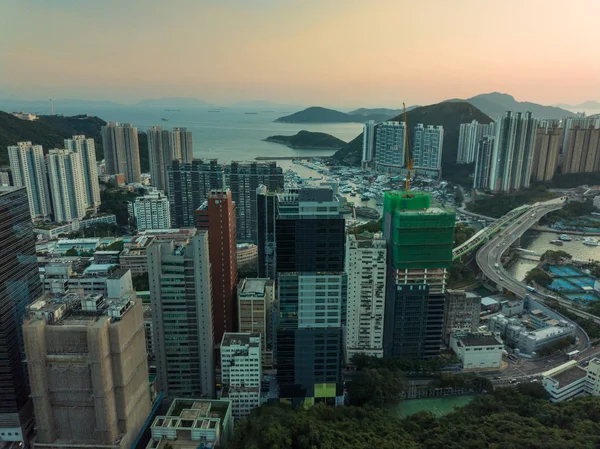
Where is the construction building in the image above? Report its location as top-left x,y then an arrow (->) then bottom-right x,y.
345,233 -> 387,362
220,333 -> 262,419
0,187 -> 44,446
237,278 -> 275,367
383,191 -> 455,359
22,293 -> 151,449
147,232 -> 215,398
146,398 -> 233,449
442,290 -> 481,345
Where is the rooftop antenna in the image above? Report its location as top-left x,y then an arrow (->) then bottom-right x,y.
50,99 -> 55,115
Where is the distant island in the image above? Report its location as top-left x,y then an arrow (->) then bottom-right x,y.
264,130 -> 346,150
274,106 -> 402,124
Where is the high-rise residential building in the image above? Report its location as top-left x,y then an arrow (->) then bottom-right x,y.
220,333 -> 262,419
0,187 -> 43,445
256,185 -> 277,279
562,117 -> 600,154
275,187 -> 346,404
147,127 -> 194,193
8,142 -> 52,222
413,124 -> 444,177
361,120 -> 376,167
345,233 -> 387,363
563,127 -> 600,174
457,120 -> 496,164
489,111 -> 538,193
167,159 -> 224,228
46,149 -> 88,223
196,190 -> 238,352
383,191 -> 454,359
148,232 -> 215,398
64,135 -> 101,210
225,162 -> 284,243
532,126 -> 563,182
442,290 -> 481,344
22,293 -> 151,449
101,122 -> 141,183
238,278 -> 275,367
374,121 -> 406,173
473,136 -> 495,190
128,190 -> 171,231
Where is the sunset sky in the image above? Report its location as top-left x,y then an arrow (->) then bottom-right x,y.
1,0 -> 599,108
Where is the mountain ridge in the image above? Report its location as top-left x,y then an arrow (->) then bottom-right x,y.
264,130 -> 346,150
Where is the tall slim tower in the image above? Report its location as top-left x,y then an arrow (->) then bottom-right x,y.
225,162 -> 284,243
413,124 -> 444,177
172,127 -> 194,163
147,126 -> 173,192
275,187 -> 346,404
8,142 -> 52,222
256,185 -> 277,279
101,122 -> 141,183
64,135 -> 101,210
0,187 -> 43,445
148,232 -> 215,398
489,111 -> 538,192
196,190 -> 238,352
374,121 -> 406,173
46,149 -> 88,223
473,136 -> 495,190
532,126 -> 563,182
383,191 -> 455,359
362,120 -> 376,167
345,233 -> 387,362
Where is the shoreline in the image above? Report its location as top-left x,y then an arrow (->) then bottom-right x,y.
255,155 -> 331,160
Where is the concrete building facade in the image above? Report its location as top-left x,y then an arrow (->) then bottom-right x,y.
457,120 -> 495,164
442,290 -> 481,344
374,121 -> 406,173
101,123 -> 141,183
563,127 -> 600,174
46,149 -> 88,223
473,136 -> 495,190
148,233 -> 215,398
8,142 -> 52,222
128,190 -> 171,231
532,126 -> 562,182
23,294 -> 151,449
220,333 -> 262,419
344,233 -> 386,362
450,333 -> 503,370
147,127 -> 194,193
361,120 -> 376,167
413,124 -> 444,176
64,135 -> 101,210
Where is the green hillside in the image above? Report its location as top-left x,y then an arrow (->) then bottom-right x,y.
0,111 -> 149,171
330,101 -> 492,185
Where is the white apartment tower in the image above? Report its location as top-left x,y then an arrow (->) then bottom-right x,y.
128,190 -> 171,231
101,122 -> 141,183
8,141 -> 52,222
362,120 -> 376,167
46,149 -> 88,223
64,135 -> 101,210
147,232 -> 215,398
345,234 -> 387,362
374,121 -> 407,173
457,120 -> 496,164
220,333 -> 262,419
413,124 -> 444,176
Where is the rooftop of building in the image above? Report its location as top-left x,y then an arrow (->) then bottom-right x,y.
527,325 -> 572,340
549,365 -> 588,388
237,243 -> 258,251
458,334 -> 502,347
108,268 -> 131,279
83,263 -> 118,274
94,250 -> 121,255
162,398 -> 231,423
221,332 -> 261,347
239,278 -> 271,296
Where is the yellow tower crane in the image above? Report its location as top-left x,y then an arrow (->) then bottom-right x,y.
403,102 -> 414,192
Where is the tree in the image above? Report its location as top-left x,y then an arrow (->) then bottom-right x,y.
454,223 -> 476,246
132,273 -> 149,291
541,250 -> 572,264
346,368 -> 405,406
454,188 -> 464,205
65,247 -> 78,256
524,267 -> 553,288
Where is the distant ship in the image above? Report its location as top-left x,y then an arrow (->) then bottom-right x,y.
559,234 -> 572,241
164,109 -> 180,112
550,240 -> 564,246
208,110 -> 221,112
161,117 -> 169,121
583,237 -> 599,247
245,112 -> 259,115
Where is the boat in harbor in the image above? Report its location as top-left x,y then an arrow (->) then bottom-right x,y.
361,196 -> 370,201
161,117 -> 169,121
583,237 -> 599,247
550,240 -> 564,246
559,234 -> 572,242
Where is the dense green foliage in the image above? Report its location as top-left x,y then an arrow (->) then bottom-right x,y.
541,199 -> 595,226
448,260 -> 476,288
265,130 -> 346,149
99,240 -> 124,252
537,336 -> 576,357
351,218 -> 383,234
454,223 -> 475,246
346,368 -> 405,406
541,250 -> 573,264
66,222 -> 121,238
524,268 -> 553,288
331,102 -> 492,170
350,354 -> 459,374
132,273 -> 149,291
99,186 -> 140,226
467,185 -> 556,218
228,388 -> 600,449
549,301 -> 600,339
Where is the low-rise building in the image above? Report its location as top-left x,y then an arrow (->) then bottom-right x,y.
146,398 -> 234,449
443,290 -> 481,344
93,250 -> 121,265
450,333 -> 504,370
542,361 -> 590,402
220,333 -> 262,419
34,215 -> 117,240
501,299 -> 524,317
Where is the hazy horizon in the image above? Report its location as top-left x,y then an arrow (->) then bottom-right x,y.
2,0 -> 600,107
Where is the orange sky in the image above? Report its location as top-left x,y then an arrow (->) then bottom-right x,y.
2,0 -> 599,107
